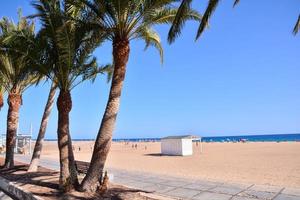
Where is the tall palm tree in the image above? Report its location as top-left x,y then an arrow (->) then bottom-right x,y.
27,81 -> 57,172
31,0 -> 111,192
77,0 -> 201,192
168,0 -> 239,42
0,13 -> 39,168
0,14 -> 39,168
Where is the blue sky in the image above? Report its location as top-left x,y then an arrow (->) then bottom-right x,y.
0,0 -> 300,139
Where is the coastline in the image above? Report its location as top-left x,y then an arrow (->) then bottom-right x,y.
41,133 -> 300,142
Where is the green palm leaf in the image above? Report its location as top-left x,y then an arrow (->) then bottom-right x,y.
0,13 -> 39,94
31,0 -> 111,91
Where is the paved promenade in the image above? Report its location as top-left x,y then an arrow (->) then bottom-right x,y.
13,155 -> 300,200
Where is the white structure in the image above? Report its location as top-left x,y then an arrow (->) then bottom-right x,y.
16,134 -> 32,154
161,135 -> 200,156
1,124 -> 33,154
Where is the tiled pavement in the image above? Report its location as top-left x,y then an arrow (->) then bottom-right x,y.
13,155 -> 300,200
110,169 -> 300,200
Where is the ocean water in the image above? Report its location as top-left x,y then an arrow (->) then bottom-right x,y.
201,133 -> 300,142
111,133 -> 300,143
44,133 -> 300,142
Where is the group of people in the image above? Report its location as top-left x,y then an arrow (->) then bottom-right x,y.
123,142 -> 148,150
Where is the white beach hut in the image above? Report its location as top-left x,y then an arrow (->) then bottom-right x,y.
161,135 -> 200,156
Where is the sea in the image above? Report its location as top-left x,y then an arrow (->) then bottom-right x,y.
44,133 -> 300,143
111,134 -> 300,143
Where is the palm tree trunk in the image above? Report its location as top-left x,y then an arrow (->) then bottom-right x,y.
0,92 -> 4,110
4,93 -> 22,168
28,82 -> 57,172
57,90 -> 78,192
80,38 -> 130,192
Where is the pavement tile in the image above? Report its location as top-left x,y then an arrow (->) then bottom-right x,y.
124,181 -> 155,190
144,177 -> 172,184
127,176 -> 152,182
161,180 -> 191,187
209,184 -> 248,195
163,177 -> 195,183
282,188 -> 300,196
249,185 -> 283,193
143,183 -> 175,194
164,187 -> 201,199
192,191 -> 232,200
238,190 -> 277,200
183,182 -> 219,191
194,180 -> 223,185
274,194 -> 300,200
231,196 -> 259,200
112,178 -> 137,185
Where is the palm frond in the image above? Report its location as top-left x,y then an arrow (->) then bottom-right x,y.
31,0 -> 111,91
73,0 -> 200,64
0,12 -> 40,94
293,14 -> 300,35
233,0 -> 240,8
168,0 -> 193,43
135,26 -> 164,63
196,0 -> 220,40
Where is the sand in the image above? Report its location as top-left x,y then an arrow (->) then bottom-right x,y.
37,141 -> 300,188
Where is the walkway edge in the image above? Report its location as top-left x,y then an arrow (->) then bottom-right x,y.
0,175 -> 44,200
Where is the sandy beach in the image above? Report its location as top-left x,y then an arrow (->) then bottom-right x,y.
37,141 -> 300,188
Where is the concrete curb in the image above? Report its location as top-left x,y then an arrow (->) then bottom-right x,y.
0,175 -> 43,200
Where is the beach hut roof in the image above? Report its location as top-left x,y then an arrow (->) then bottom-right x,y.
161,135 -> 200,140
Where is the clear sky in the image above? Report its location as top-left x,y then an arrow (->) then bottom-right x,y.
0,0 -> 300,139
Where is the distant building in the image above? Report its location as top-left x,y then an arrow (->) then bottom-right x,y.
16,134 -> 32,154
1,133 -> 32,154
161,135 -> 200,156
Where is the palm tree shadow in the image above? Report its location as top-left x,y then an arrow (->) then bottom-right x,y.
0,165 -> 59,190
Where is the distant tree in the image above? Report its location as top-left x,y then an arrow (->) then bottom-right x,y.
77,0 -> 201,192
168,0 -> 239,43
31,0 -> 111,191
0,13 -> 39,168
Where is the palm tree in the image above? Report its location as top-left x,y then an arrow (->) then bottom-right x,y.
168,0 -> 239,42
27,82 -> 57,172
31,0 -> 111,192
76,0 -> 201,192
0,14 -> 39,168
